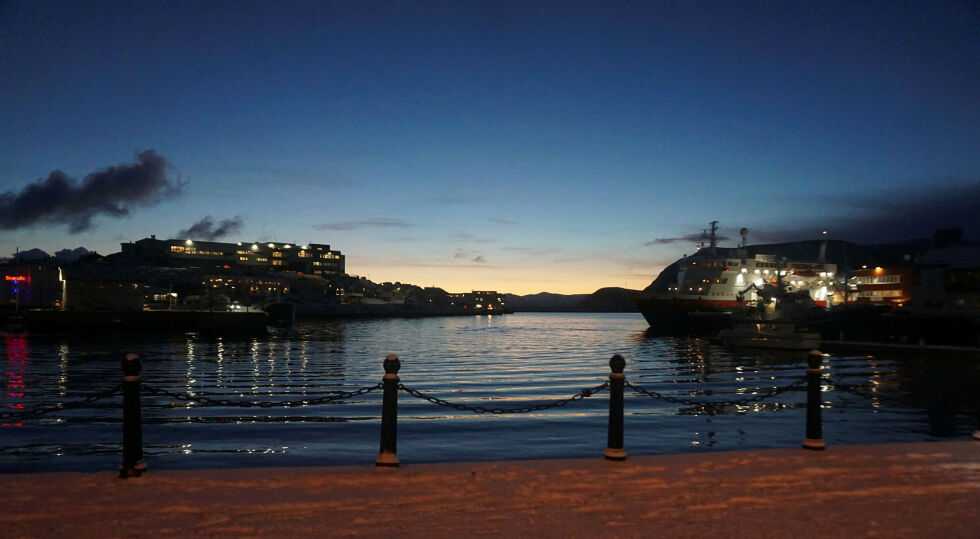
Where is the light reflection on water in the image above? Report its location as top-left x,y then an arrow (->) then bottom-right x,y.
2,313 -> 977,472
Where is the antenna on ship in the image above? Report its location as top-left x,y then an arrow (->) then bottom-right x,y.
708,221 -> 719,255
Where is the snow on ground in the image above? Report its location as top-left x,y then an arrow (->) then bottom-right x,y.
2,441 -> 978,538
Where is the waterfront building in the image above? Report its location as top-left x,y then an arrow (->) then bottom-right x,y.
448,291 -> 506,311
1,262 -> 61,309
851,266 -> 913,306
907,243 -> 980,316
59,266 -> 142,312
120,236 -> 345,276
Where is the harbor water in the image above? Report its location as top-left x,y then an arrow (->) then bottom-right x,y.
2,313 -> 978,473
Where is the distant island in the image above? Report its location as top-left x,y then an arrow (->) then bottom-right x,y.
505,288 -> 638,313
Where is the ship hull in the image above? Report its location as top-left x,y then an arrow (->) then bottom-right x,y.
631,295 -> 735,335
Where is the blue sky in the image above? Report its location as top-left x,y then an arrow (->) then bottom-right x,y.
1,1 -> 977,294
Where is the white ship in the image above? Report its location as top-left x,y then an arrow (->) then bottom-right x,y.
631,222 -> 838,332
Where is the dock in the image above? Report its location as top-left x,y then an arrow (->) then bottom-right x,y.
2,441 -> 977,537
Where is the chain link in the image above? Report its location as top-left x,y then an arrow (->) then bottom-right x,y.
397,381 -> 610,414
823,377 -> 910,406
625,378 -> 807,409
0,384 -> 124,420
140,382 -> 383,408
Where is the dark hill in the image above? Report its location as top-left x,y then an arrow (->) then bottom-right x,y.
506,288 -> 639,312
505,292 -> 587,312
573,287 -> 638,312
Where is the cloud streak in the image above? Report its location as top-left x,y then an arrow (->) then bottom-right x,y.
314,218 -> 411,231
454,249 -> 488,263
177,215 -> 244,241
644,234 -> 731,247
0,150 -> 181,233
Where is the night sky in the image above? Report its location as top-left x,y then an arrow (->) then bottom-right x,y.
1,1 -> 977,294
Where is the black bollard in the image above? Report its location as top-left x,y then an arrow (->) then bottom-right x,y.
604,354 -> 627,461
119,353 -> 147,478
802,349 -> 826,450
376,354 -> 401,467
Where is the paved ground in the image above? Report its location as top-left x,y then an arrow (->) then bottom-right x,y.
2,441 -> 978,538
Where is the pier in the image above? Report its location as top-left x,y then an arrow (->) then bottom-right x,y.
2,441 -> 977,537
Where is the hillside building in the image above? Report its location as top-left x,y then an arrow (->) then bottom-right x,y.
120,236 -> 345,276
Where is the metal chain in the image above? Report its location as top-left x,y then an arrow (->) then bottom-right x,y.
625,378 -> 807,409
141,382 -> 383,408
0,384 -> 123,420
399,381 -> 610,414
823,377 -> 910,406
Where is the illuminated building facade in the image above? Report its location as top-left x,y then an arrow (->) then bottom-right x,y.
0,263 -> 61,308
852,266 -> 913,306
448,290 -> 506,311
120,236 -> 345,276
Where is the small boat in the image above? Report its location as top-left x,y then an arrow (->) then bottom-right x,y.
717,320 -> 821,350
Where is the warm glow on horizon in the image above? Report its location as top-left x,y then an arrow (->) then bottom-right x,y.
346,261 -> 659,295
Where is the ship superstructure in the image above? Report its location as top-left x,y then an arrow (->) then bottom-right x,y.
665,251 -> 836,308
632,222 -> 838,331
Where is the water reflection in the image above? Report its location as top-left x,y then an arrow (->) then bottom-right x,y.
4,333 -> 28,425
1,314 -> 978,472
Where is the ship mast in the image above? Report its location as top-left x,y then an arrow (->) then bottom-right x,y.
708,221 -> 718,256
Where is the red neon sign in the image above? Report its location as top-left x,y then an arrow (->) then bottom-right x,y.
5,276 -> 26,282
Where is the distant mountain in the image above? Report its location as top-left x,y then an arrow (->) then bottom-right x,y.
573,287 -> 638,312
13,248 -> 50,261
55,247 -> 91,263
505,287 -> 639,313
505,292 -> 587,312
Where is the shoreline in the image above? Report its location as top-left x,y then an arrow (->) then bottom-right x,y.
3,441 -> 978,537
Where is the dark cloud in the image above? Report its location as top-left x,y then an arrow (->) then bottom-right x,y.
754,181 -> 980,244
450,231 -> 497,243
177,215 -> 244,241
454,249 -> 487,263
644,234 -> 731,247
314,218 -> 411,231
0,150 -> 181,233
